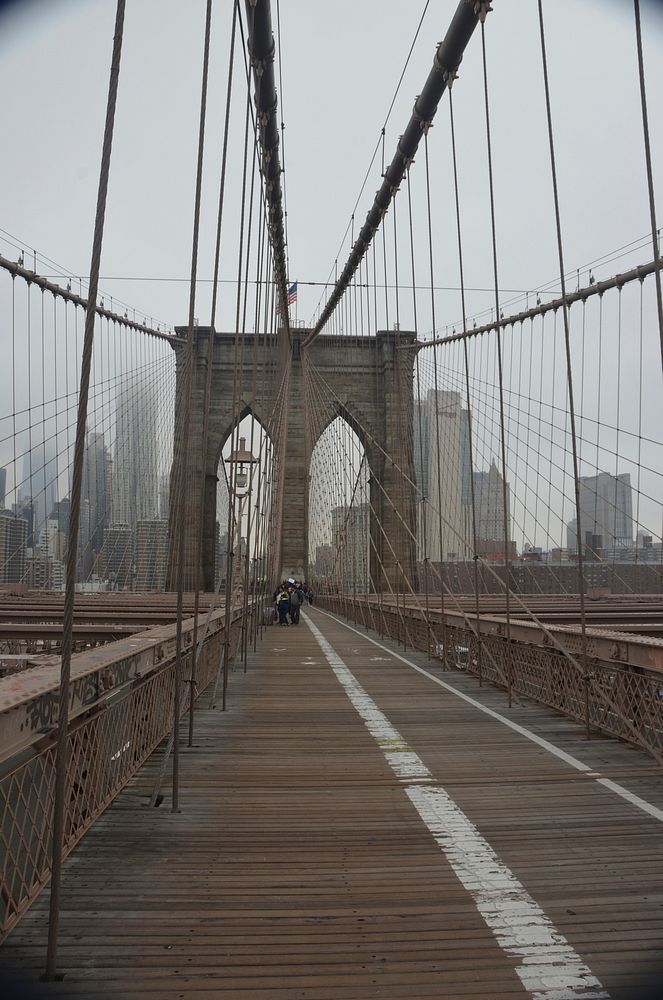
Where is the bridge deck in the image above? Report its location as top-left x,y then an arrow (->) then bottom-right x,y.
2,607 -> 663,999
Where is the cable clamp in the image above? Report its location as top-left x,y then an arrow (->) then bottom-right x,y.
473,1 -> 493,22
411,96 -> 433,132
252,57 -> 266,80
443,65 -> 460,89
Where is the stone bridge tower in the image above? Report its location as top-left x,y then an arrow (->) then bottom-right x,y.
168,327 -> 417,593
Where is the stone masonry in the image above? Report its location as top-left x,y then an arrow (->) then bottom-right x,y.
167,327 -> 417,592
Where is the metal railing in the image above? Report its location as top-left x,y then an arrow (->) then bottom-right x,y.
319,596 -> 663,759
0,607 -> 242,940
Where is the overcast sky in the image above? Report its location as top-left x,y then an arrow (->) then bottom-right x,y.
0,0 -> 661,329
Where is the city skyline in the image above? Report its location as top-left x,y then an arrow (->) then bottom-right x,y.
0,383 -> 172,588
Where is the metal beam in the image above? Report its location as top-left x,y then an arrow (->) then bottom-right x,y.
415,257 -> 663,350
0,254 -> 174,341
245,0 -> 290,337
304,0 -> 485,347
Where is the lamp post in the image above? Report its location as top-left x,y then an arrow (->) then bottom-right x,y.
219,436 -> 258,709
225,437 -> 258,592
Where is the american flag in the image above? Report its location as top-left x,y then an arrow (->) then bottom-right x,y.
287,281 -> 298,305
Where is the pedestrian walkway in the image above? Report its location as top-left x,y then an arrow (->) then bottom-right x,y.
2,608 -> 662,999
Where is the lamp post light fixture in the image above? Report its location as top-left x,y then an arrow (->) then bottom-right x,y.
225,436 -> 258,495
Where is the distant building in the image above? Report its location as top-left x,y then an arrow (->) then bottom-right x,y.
82,432 -> 112,556
44,498 -> 92,582
332,503 -> 369,592
0,467 -> 6,508
0,510 -> 28,584
19,441 -> 58,543
40,514 -> 66,592
112,378 -> 159,528
77,498 -> 93,582
314,543 -> 334,579
13,499 -> 35,548
158,474 -> 170,521
566,472 -> 633,556
135,520 -> 167,590
423,390 -> 472,561
473,460 -> 513,558
102,524 -> 133,591
413,400 -> 430,502
48,499 -> 70,545
26,549 -> 52,590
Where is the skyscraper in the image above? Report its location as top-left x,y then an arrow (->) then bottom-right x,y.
82,432 -> 112,555
19,440 -> 58,544
0,510 -> 28,584
425,390 -> 472,561
43,511 -> 66,590
77,498 -> 93,582
473,460 -> 513,558
413,401 -> 430,503
332,503 -> 369,592
135,520 -> 167,590
566,472 -> 634,554
0,467 -> 6,508
101,524 -> 133,591
13,499 -> 35,548
112,378 -> 158,528
158,473 -> 170,521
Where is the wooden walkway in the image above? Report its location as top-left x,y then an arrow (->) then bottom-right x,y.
2,607 -> 663,999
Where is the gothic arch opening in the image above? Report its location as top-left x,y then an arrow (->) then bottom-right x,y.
214,411 -> 274,592
308,416 -> 370,594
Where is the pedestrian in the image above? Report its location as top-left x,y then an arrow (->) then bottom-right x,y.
289,584 -> 303,624
277,587 -> 291,626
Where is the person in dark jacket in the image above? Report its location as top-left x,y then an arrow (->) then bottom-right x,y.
289,585 -> 303,624
277,588 -> 291,625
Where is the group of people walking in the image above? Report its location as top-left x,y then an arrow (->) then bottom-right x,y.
273,580 -> 314,626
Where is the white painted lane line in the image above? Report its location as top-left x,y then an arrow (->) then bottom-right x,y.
309,608 -> 663,825
304,615 -> 608,1000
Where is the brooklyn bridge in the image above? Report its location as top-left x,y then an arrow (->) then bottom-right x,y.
1,1 -> 663,997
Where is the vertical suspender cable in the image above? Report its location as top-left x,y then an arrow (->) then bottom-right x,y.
221,89 -> 252,713
406,168 -> 433,654
449,87 -> 484,686
189,0 -> 239,748
45,0 -> 126,980
479,18 -> 513,704
423,131 -> 449,666
536,0 -> 590,732
633,0 -> 663,371
172,0 -> 213,809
